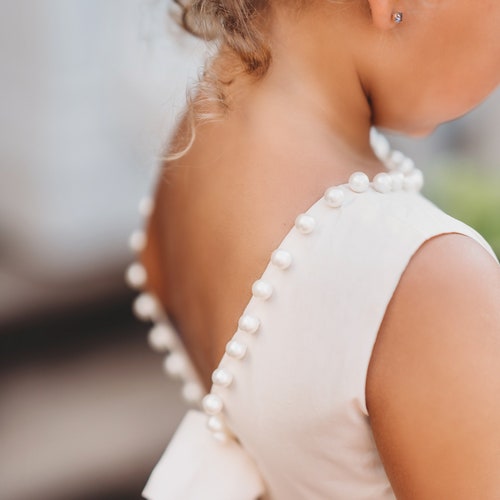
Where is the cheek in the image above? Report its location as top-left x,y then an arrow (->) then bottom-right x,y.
433,45 -> 500,123
367,1 -> 500,135
377,27 -> 500,134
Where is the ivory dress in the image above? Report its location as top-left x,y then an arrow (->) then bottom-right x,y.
125,130 -> 498,499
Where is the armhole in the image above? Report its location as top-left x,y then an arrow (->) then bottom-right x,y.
363,228 -> 498,417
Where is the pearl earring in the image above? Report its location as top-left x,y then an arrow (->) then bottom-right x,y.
391,11 -> 403,23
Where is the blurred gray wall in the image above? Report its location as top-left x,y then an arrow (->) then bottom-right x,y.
0,0 -> 206,323
0,2 -> 205,499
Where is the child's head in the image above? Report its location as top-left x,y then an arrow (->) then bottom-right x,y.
173,0 -> 500,137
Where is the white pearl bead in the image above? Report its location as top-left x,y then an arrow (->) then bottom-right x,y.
147,323 -> 176,352
212,431 -> 229,444
370,129 -> 391,160
324,187 -> 345,208
125,262 -> 147,289
295,214 -> 315,234
202,393 -> 224,415
348,172 -> 370,193
238,314 -> 261,334
163,351 -> 188,378
133,293 -> 158,321
403,169 -> 424,191
251,280 -> 273,300
271,249 -> 292,270
128,230 -> 146,253
212,368 -> 233,388
387,150 -> 406,170
138,197 -> 154,218
369,126 -> 379,143
182,382 -> 204,404
389,170 -> 405,191
372,172 -> 393,194
206,415 -> 225,433
225,339 -> 247,359
413,169 -> 424,191
399,157 -> 415,174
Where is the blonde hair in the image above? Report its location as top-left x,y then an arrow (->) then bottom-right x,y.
166,0 -> 272,161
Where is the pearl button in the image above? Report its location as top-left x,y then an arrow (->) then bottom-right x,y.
251,280 -> 273,300
138,196 -> 154,218
295,214 -> 315,234
387,150 -> 406,170
125,262 -> 147,289
147,323 -> 176,352
271,249 -> 292,270
206,415 -> 225,433
212,431 -> 230,443
226,339 -> 247,359
403,169 -> 424,191
414,169 -> 424,191
373,172 -> 393,193
202,393 -> 224,415
128,230 -> 146,252
182,382 -> 204,404
399,157 -> 415,174
133,293 -> 158,321
348,172 -> 370,193
212,368 -> 233,388
370,128 -> 390,160
238,314 -> 261,334
163,352 -> 187,378
389,171 -> 405,191
324,187 -> 345,208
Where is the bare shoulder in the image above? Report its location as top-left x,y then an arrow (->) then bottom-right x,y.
366,233 -> 500,499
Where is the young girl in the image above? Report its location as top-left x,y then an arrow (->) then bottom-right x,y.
128,1 -> 500,498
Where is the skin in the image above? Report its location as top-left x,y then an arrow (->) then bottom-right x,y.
141,0 -> 500,497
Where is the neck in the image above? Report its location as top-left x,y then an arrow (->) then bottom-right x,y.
220,1 -> 383,179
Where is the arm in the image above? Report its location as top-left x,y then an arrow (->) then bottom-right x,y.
366,233 -> 500,499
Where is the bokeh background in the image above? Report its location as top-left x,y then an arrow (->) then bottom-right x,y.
1,1 -> 499,499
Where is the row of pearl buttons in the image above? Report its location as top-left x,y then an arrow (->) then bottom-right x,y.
125,195 -> 207,406
131,285 -> 208,404
200,246 -> 298,441
202,286 -> 284,438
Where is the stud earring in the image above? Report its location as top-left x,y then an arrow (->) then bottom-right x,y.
391,11 -> 403,23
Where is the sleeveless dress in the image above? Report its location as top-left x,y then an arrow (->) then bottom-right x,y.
125,130 -> 499,500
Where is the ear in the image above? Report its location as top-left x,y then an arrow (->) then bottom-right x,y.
367,0 -> 400,30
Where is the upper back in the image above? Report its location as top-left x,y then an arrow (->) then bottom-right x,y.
140,116 -> 386,388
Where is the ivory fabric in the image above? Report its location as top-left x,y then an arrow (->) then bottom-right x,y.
142,410 -> 265,500
142,189 -> 498,500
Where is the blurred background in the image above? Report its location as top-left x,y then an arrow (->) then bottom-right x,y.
0,1 -> 499,499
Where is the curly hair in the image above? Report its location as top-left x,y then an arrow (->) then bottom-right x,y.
166,0 -> 272,160
175,0 -> 271,74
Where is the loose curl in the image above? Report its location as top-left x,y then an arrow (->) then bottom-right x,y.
166,0 -> 272,160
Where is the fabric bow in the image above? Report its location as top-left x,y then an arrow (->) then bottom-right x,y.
142,410 -> 265,500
